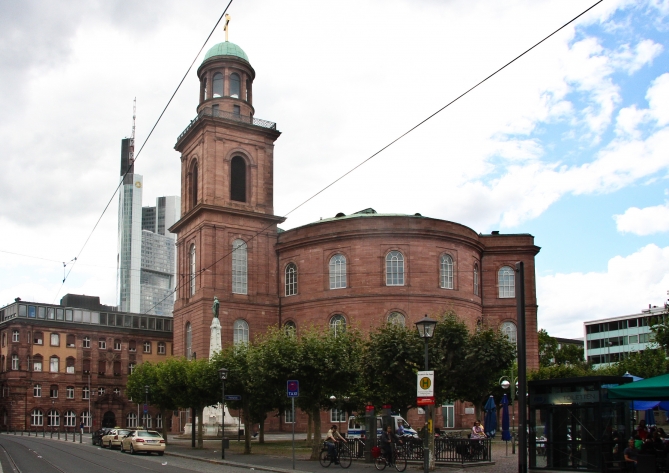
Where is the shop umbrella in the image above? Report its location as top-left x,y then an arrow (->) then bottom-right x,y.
645,409 -> 656,427
501,394 -> 511,441
483,395 -> 497,438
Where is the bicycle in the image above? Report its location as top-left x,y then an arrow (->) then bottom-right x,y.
373,444 -> 407,472
319,441 -> 352,468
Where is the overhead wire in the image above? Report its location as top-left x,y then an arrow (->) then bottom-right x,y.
140,0 -> 604,316
50,0 -> 235,304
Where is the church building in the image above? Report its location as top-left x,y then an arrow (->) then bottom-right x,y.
170,40 -> 540,430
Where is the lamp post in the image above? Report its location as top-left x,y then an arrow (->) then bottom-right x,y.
144,386 -> 149,430
415,315 -> 437,473
500,375 -> 519,454
219,368 -> 228,460
330,395 -> 341,433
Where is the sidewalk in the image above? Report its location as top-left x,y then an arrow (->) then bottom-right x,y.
164,436 -> 522,473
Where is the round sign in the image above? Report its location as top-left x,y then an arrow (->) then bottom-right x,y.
420,377 -> 432,390
288,381 -> 298,390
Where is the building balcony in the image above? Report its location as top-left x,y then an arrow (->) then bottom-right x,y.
177,107 -> 277,143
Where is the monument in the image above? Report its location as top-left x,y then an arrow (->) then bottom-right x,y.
183,296 -> 240,437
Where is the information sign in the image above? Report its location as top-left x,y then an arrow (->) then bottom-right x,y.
225,395 -> 242,401
417,370 -> 434,397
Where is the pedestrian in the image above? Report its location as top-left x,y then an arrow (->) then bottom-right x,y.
80,422 -> 84,435
624,438 -> 638,471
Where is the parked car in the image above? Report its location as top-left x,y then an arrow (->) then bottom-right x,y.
101,428 -> 134,449
92,428 -> 113,446
120,430 -> 165,455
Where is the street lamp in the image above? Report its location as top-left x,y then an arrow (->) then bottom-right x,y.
415,315 -> 437,473
330,395 -> 342,433
500,375 -> 519,454
144,386 -> 149,430
219,368 -> 228,460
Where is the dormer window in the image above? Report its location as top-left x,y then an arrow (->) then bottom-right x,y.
230,73 -> 240,98
213,72 -> 223,98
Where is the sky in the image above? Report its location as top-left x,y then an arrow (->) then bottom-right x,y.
0,0 -> 668,339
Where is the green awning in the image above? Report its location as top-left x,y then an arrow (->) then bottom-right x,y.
607,373 -> 669,400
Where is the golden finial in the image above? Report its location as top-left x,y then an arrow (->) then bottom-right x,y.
224,14 -> 231,42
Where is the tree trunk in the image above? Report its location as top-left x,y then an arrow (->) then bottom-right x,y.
160,408 -> 168,445
310,407 -> 323,460
307,411 -> 313,442
196,406 -> 205,449
259,415 -> 265,444
243,404 -> 252,454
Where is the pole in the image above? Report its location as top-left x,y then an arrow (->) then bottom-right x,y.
88,374 -> 91,434
423,338 -> 429,473
221,381 -> 225,460
292,397 -> 295,470
191,408 -> 195,448
515,261 -> 527,473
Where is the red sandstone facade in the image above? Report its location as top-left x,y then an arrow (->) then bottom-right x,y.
171,41 -> 539,431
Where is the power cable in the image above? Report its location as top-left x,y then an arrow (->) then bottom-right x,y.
52,0 -> 234,303
141,0 -> 604,316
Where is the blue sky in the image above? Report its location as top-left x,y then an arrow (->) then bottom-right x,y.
0,0 -> 667,338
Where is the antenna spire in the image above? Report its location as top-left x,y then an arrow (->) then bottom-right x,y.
130,98 -> 136,168
224,14 -> 231,42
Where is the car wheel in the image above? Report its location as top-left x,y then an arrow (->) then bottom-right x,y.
120,443 -> 125,453
109,440 -> 113,449
130,444 -> 136,455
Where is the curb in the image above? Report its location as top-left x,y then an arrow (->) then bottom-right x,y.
164,451 -> 314,473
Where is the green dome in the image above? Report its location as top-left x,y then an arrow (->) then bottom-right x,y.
203,42 -> 249,63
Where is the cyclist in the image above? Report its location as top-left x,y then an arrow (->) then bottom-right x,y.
325,425 -> 345,464
380,425 -> 399,466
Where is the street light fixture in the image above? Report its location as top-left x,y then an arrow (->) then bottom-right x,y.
499,374 -> 519,454
415,315 -> 437,473
219,368 -> 228,460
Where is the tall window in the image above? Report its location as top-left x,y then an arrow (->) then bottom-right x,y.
33,356 -> 43,372
443,403 -> 455,428
98,338 -> 106,349
388,312 -> 405,326
230,73 -> 241,98
474,263 -> 479,296
212,72 -> 223,98
156,413 -> 163,429
11,355 -> 18,370
329,314 -> 346,337
50,385 -> 58,398
329,254 -> 347,289
66,357 -> 75,374
230,156 -> 247,202
190,162 -> 198,210
50,356 -> 59,372
129,363 -> 136,375
498,266 -> 515,298
189,244 -> 196,296
47,410 -> 60,427
12,330 -> 19,342
158,342 -> 166,355
233,319 -> 249,345
141,413 -> 152,428
50,333 -> 60,346
501,321 -> 517,344
285,263 -> 297,296
66,334 -> 75,347
126,412 -> 138,428
66,386 -> 74,399
385,251 -> 404,286
64,410 -> 76,427
232,239 -> 248,294
31,409 -> 44,426
83,336 -> 90,348
114,339 -> 121,350
143,342 -> 152,353
285,409 -> 295,423
82,386 -> 90,400
81,411 -> 91,428
440,254 -> 454,289
186,323 -> 192,360
33,384 -> 41,397
330,408 -> 346,423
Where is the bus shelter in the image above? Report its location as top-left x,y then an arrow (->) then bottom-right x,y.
529,376 -> 632,472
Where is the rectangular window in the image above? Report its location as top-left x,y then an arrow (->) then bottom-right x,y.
114,340 -> 122,350
66,387 -> 74,399
73,310 -> 82,322
65,309 -> 73,321
50,357 -> 59,372
113,361 -> 121,376
33,384 -> 41,397
82,311 -> 91,323
28,306 -> 36,318
66,334 -> 75,347
129,341 -> 136,352
83,337 -> 90,348
156,319 -> 164,331
12,330 -> 19,342
50,386 -> 58,398
33,333 -> 43,345
98,339 -> 106,349
233,105 -> 241,116
443,404 -> 455,429
34,361 -> 42,372
285,409 -> 295,423
330,408 -> 346,423
143,342 -> 151,354
11,356 -> 19,370
18,305 -> 26,317
98,387 -> 105,396
98,360 -> 106,374
82,387 -> 90,400
158,342 -> 166,355
56,308 -> 64,320
148,318 -> 155,330
50,333 -> 60,346
100,313 -> 107,325
37,307 -> 46,319
66,358 -> 75,374
629,335 -> 639,344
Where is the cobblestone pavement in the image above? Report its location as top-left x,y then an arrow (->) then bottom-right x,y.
164,436 -> 524,473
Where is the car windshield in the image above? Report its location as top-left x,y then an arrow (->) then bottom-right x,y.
137,431 -> 162,438
118,430 -> 131,436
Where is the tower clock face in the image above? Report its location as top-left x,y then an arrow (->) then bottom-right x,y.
135,181 -> 142,188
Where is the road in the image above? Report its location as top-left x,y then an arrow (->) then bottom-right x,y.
0,434 -> 262,473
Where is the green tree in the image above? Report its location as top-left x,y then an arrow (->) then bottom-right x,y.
554,343 -> 585,365
615,348 -> 669,379
538,329 -> 558,367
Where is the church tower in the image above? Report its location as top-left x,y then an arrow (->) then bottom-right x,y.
170,37 -> 283,359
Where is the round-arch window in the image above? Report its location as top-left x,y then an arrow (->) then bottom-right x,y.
500,321 -> 517,344
284,321 -> 296,336
234,319 -> 249,345
329,315 -> 346,337
213,72 -> 223,98
230,73 -> 241,98
387,312 -> 405,326
230,156 -> 246,202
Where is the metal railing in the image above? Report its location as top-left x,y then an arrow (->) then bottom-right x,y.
346,437 -> 492,464
177,107 -> 277,142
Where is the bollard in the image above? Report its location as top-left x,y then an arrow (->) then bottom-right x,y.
57,429 -> 60,440
51,429 -> 53,439
65,430 -> 67,441
42,428 -> 45,438
72,429 -> 75,442
79,431 -> 82,443
20,430 -> 23,436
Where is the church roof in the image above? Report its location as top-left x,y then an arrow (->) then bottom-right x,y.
203,41 -> 249,63
317,208 -> 424,224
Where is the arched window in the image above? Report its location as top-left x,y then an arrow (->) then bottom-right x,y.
31,409 -> 44,426
474,263 -> 479,296
233,319 -> 249,345
202,77 -> 208,101
33,355 -> 43,372
498,266 -> 515,298
47,409 -> 60,427
230,156 -> 247,202
185,323 -> 192,360
126,412 -> 137,428
190,162 -> 198,210
230,73 -> 240,98
212,72 -> 223,98
284,321 -> 296,337
189,244 -> 196,296
440,254 -> 454,289
232,239 -> 248,294
329,254 -> 347,289
329,314 -> 346,337
387,312 -> 406,326
385,251 -> 404,286
285,263 -> 297,296
501,321 -> 517,344
66,357 -> 75,374
64,410 -> 76,427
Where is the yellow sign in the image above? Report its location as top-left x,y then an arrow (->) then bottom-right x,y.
420,377 -> 431,390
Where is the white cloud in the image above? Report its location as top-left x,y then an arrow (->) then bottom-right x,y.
538,244 -> 669,338
614,202 -> 669,235
647,73 -> 669,126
